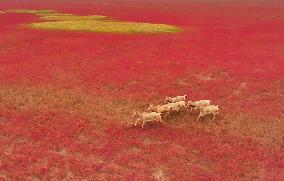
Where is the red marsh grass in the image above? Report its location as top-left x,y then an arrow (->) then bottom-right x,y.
0,0 -> 284,180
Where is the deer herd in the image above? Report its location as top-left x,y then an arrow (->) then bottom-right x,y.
131,95 -> 220,128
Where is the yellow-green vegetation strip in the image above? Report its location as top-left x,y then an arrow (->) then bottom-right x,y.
7,9 -> 180,33
7,9 -> 56,14
38,14 -> 108,21
30,20 -> 179,33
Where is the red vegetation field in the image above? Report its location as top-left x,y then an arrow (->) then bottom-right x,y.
0,0 -> 283,180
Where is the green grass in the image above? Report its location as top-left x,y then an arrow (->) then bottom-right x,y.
30,20 -> 180,33
6,9 -> 56,14
38,14 -> 108,21
7,9 -> 180,33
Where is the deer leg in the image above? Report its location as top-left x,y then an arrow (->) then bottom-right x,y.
141,120 -> 146,128
210,114 -> 216,122
164,112 -> 170,118
196,112 -> 202,122
134,118 -> 140,126
159,119 -> 166,125
185,105 -> 190,111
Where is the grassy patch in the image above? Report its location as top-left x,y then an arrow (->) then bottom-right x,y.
6,9 -> 56,14
7,9 -> 180,33
30,20 -> 179,33
38,14 -> 108,21
0,11 -> 6,14
0,85 -> 138,124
